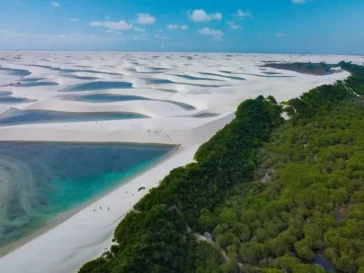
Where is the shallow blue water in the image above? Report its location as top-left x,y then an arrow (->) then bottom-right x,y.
146,78 -> 174,84
0,91 -> 13,96
314,254 -> 336,272
219,70 -> 234,74
0,109 -> 148,126
28,65 -> 122,76
241,73 -> 294,78
16,81 -> 59,87
63,81 -> 133,92
166,100 -> 195,110
174,74 -> 222,81
21,78 -> 44,82
262,71 -> 282,75
199,72 -> 246,80
62,75 -> 100,80
146,77 -> 224,88
66,94 -> 196,110
147,67 -> 168,71
0,96 -> 36,104
69,94 -> 149,103
0,67 -> 31,77
193,112 -> 220,118
0,142 -> 172,248
0,91 -> 36,104
158,89 -> 178,93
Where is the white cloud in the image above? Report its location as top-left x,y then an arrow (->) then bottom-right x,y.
197,27 -> 223,40
90,21 -> 102,27
0,29 -> 125,50
292,0 -> 306,3
154,34 -> 168,39
133,26 -> 145,32
276,32 -> 284,37
167,25 -> 178,30
69,18 -> 80,22
136,13 -> 156,24
90,20 -> 132,31
234,9 -> 252,19
132,33 -> 150,40
51,2 -> 60,8
188,9 -> 222,22
227,21 -> 242,30
167,24 -> 188,30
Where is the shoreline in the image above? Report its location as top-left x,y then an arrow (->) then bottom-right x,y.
0,143 -> 199,273
0,145 -> 179,258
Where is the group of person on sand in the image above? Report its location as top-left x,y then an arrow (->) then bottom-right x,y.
92,189 -> 134,212
93,206 -> 110,212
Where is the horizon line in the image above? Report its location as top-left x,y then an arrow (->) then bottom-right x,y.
0,48 -> 363,56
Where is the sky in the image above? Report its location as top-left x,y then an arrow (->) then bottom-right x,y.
0,0 -> 363,54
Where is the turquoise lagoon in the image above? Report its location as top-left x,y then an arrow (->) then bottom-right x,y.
0,142 -> 173,249
0,109 -> 148,127
66,94 -> 196,110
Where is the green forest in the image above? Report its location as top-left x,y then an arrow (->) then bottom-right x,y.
79,62 -> 364,273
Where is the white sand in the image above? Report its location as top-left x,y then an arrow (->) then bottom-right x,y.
0,51 -> 362,273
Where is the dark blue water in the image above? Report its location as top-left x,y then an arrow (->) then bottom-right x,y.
219,70 -> 234,74
193,113 -> 220,118
22,78 -> 44,82
0,91 -> 36,104
62,81 -> 133,92
68,94 -> 149,103
16,81 -> 59,87
314,254 -> 336,272
147,78 -> 224,88
175,75 -> 222,81
0,67 -> 31,77
74,65 -> 92,68
62,75 -> 100,80
28,65 -> 122,76
0,109 -> 148,126
241,73 -> 294,78
200,72 -> 246,80
0,142 -> 172,248
148,67 -> 166,71
0,91 -> 13,96
66,94 -> 196,110
166,101 -> 195,110
183,83 -> 225,88
158,89 -> 178,93
146,78 -> 175,84
262,71 -> 282,75
0,97 -> 36,104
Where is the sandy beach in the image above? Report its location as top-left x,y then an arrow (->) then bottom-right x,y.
0,51 -> 362,273
0,143 -> 201,273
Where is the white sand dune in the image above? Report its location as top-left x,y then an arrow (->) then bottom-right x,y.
0,51 -> 361,273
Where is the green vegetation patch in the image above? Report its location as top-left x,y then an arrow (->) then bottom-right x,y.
79,97 -> 283,273
212,99 -> 364,273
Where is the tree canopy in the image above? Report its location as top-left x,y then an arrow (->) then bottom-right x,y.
79,62 -> 364,273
